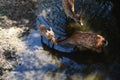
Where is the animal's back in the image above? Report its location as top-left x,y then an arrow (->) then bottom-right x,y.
56,32 -> 106,52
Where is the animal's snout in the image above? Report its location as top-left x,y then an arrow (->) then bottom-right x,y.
97,35 -> 108,47
102,40 -> 108,47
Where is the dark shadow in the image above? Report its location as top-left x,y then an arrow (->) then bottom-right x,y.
89,1 -> 120,64
41,38 -> 111,65
40,35 -> 120,80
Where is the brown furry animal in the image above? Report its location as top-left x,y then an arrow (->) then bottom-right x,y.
51,31 -> 108,52
39,25 -> 108,52
62,0 -> 83,25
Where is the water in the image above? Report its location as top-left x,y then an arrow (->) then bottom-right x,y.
6,0 -> 120,80
6,29 -> 120,80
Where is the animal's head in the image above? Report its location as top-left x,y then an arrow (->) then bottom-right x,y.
96,35 -> 108,48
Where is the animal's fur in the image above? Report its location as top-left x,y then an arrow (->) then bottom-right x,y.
62,0 -> 74,17
39,25 -> 107,52
62,0 -> 83,25
52,31 -> 107,52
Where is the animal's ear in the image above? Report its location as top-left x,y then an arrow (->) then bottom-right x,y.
69,0 -> 74,12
